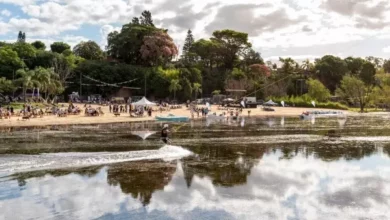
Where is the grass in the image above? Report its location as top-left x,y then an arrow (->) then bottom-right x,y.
348,108 -> 388,113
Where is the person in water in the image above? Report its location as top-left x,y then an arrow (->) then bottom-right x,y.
161,124 -> 170,144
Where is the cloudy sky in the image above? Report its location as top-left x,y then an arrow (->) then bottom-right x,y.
1,0 -> 390,61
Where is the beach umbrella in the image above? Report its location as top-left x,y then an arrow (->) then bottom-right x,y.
311,101 -> 316,107
281,101 -> 285,107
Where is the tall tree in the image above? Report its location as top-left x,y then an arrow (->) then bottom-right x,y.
50,42 -> 71,54
132,17 -> 140,25
315,55 -> 349,93
211,29 -> 251,70
106,20 -> 158,64
15,69 -> 40,102
31,41 -> 46,50
140,10 -> 154,26
17,31 -> 26,43
193,83 -> 202,100
73,41 -> 103,60
344,57 -> 365,75
360,62 -> 376,86
336,75 -> 373,112
169,79 -> 182,100
181,30 -> 195,64
140,31 -> 178,66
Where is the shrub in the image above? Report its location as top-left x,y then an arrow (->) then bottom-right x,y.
268,96 -> 348,110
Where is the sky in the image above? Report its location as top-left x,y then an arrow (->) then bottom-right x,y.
1,0 -> 390,61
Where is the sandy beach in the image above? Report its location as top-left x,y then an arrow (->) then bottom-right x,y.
0,104 -> 349,128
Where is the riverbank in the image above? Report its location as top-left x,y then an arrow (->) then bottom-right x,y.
0,104 -> 350,128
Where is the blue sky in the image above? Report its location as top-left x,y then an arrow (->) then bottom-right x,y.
1,0 -> 390,61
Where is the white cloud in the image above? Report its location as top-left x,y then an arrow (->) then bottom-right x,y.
383,46 -> 390,53
1,0 -> 390,58
1,9 -> 11,17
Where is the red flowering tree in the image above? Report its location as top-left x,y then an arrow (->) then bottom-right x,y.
249,64 -> 271,78
140,31 -> 179,66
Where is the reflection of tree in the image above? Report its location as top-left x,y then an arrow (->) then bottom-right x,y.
106,161 -> 176,206
276,143 -> 377,161
383,145 -> 390,158
11,166 -> 102,187
182,145 -> 266,187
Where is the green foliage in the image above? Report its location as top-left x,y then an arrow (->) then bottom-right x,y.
383,60 -> 390,73
307,79 -> 331,102
107,21 -> 159,64
0,47 -> 24,79
270,96 -> 348,110
169,79 -> 182,99
12,42 -> 36,60
212,90 -> 221,95
50,42 -> 71,54
31,41 -> 46,50
360,62 -> 376,85
193,83 -> 202,99
140,10 -> 154,27
336,75 -> 373,112
73,41 -> 103,60
0,77 -> 15,93
315,55 -> 349,92
182,30 -> 196,65
230,68 -> 246,80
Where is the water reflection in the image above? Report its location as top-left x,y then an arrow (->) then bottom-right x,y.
1,146 -> 390,220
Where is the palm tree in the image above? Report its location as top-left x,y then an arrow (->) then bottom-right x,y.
0,77 -> 14,93
169,79 -> 182,100
15,69 -> 40,102
193,83 -> 202,100
34,67 -> 51,99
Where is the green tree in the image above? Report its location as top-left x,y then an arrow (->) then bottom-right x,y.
132,17 -> 140,25
31,41 -> 46,50
315,55 -> 349,93
17,31 -> 26,43
12,42 -> 37,60
336,75 -> 373,112
344,57 -> 365,75
169,79 -> 182,100
140,10 -> 154,26
106,19 -> 159,64
383,60 -> 390,73
50,42 -> 71,54
181,30 -> 195,64
360,62 -> 376,85
211,29 -> 251,70
73,41 -> 103,60
15,69 -> 40,102
307,79 -> 331,102
0,47 -> 24,79
193,83 -> 202,100
0,77 -> 15,93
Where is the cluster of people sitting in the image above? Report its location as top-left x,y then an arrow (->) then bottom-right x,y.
84,105 -> 103,116
130,106 -> 153,117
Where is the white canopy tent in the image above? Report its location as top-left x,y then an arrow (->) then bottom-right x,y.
264,100 -> 278,106
132,97 -> 156,106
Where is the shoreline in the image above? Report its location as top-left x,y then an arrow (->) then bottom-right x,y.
0,105 -> 351,128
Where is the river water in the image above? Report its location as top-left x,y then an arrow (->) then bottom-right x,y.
0,116 -> 390,220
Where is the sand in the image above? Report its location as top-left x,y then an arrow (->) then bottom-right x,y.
0,104 -> 349,128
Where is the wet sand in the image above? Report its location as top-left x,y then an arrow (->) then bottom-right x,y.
0,104 -> 349,128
